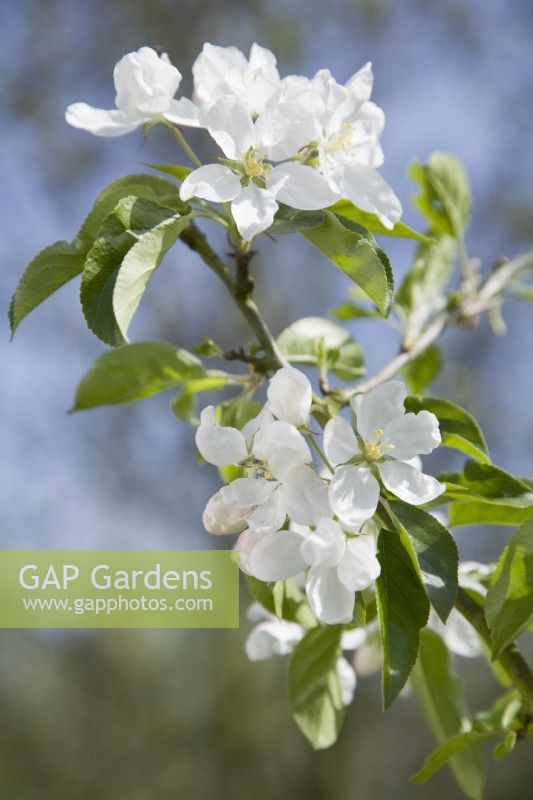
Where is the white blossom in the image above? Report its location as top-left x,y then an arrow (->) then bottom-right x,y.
66,47 -> 200,136
192,43 -> 282,116
324,381 -> 444,529
248,518 -> 380,624
180,95 -> 339,240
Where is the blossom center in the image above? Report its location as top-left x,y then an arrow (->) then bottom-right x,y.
324,123 -> 355,155
363,428 -> 394,462
242,148 -> 271,179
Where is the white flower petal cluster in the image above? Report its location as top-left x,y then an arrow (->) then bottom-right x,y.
196,366 -> 445,626
66,43 -> 401,240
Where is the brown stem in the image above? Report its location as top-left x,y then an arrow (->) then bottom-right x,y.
180,222 -> 287,372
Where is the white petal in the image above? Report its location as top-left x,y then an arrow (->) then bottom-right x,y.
300,517 -> 345,568
252,421 -> 311,481
246,486 -> 286,534
340,628 -> 368,651
337,535 -> 381,591
266,163 -> 339,210
378,460 -> 445,505
342,163 -> 402,229
323,416 -> 360,466
195,406 -> 248,465
328,464 -> 380,530
249,529 -> 307,581
336,657 -> 357,705
192,43 -> 248,106
267,366 -> 312,427
241,406 -> 274,449
345,62 -> 373,104
202,489 -> 252,535
203,95 -> 255,158
356,380 -> 407,442
65,103 -> 142,136
306,566 -> 355,624
280,465 -> 331,526
354,637 -> 383,676
235,529 -> 265,574
231,184 -> 278,240
254,104 -> 314,161
180,164 -> 241,203
220,476 -> 277,508
245,619 -> 303,660
382,410 -> 441,461
430,609 -> 483,658
164,97 -> 202,127
113,47 -> 181,116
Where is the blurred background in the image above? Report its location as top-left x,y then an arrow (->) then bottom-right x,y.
1,0 -> 532,797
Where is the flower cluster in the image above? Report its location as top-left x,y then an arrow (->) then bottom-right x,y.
196,366 -> 445,625
66,43 -> 401,240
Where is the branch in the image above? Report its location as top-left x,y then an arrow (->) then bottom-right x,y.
338,249 -> 533,402
455,588 -> 533,715
180,222 -> 287,372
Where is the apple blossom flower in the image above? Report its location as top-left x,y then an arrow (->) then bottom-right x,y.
324,381 -> 444,530
244,602 -> 357,704
248,518 -> 380,624
180,95 -> 339,240
65,47 -> 201,137
262,64 -> 401,227
192,43 -> 282,116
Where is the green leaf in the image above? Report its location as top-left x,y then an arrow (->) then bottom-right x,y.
217,395 -> 262,430
410,630 -> 485,800
9,242 -> 86,335
405,394 -> 490,464
170,375 -> 231,423
388,501 -> 458,622
445,461 -> 533,527
402,345 -> 443,394
146,163 -> 193,182
112,210 -> 191,341
10,174 -> 183,336
412,731 -> 506,786
276,316 -> 365,380
492,731 -> 517,761
375,528 -> 430,709
76,173 -> 185,247
409,152 -> 472,237
485,519 -> 533,657
302,211 -> 394,316
288,625 -> 344,749
330,301 -> 379,321
331,198 -> 431,242
271,205 -> 325,234
80,196 -> 186,346
72,341 -> 204,411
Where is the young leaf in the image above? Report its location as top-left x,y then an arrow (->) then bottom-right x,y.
146,164 -> 193,182
271,205 -> 325,234
288,625 -> 344,749
75,173 -> 185,247
302,211 -> 394,316
331,198 -> 431,242
375,528 -> 430,708
9,174 -> 184,336
72,341 -> 204,410
405,394 -> 490,464
276,316 -> 365,380
409,152 -> 472,237
485,519 -> 533,657
388,500 -> 458,622
113,211 -> 191,340
446,461 -> 533,527
412,731 -> 506,786
410,630 -> 485,800
80,196 -> 185,346
402,345 -> 443,394
9,242 -> 86,335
